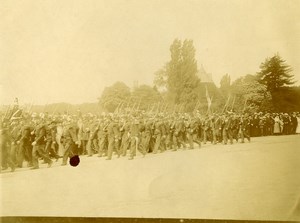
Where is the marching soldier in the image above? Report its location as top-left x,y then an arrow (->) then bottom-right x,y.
164,117 -> 174,150
152,119 -> 162,154
31,119 -> 53,169
214,115 -> 223,144
60,119 -> 80,166
45,121 -> 60,161
16,121 -> 32,167
238,114 -> 251,143
10,120 -> 21,166
106,116 -> 116,160
120,117 -> 130,156
222,114 -> 232,145
0,120 -> 15,172
78,118 -> 90,155
128,117 -> 141,160
139,117 -> 152,154
173,116 -> 186,151
202,116 -> 210,144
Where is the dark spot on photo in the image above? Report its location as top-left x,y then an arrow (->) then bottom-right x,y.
70,155 -> 80,167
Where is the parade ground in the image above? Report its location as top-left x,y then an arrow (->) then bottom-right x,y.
1,135 -> 300,221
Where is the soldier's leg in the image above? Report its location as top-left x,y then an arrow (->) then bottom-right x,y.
45,140 -> 51,155
153,135 -> 161,154
114,139 -> 121,157
129,137 -> 137,159
106,137 -> 114,160
86,139 -> 93,156
144,133 -> 151,153
234,129 -> 238,142
62,143 -> 71,165
160,135 -> 166,152
187,133 -> 194,149
240,129 -> 245,143
179,133 -> 186,149
139,133 -> 148,155
203,130 -> 207,144
172,135 -> 178,151
92,139 -> 99,155
228,129 -> 233,144
37,145 -> 52,166
10,143 -> 18,165
1,143 -> 8,169
31,145 -> 40,168
49,142 -> 60,160
2,143 -> 15,171
80,140 -> 86,155
223,128 -> 228,145
165,134 -> 172,150
97,137 -> 103,157
212,130 -> 217,145
120,136 -> 128,156
244,129 -> 250,142
192,133 -> 201,148
17,141 -> 25,167
6,146 -> 15,172
25,144 -> 33,167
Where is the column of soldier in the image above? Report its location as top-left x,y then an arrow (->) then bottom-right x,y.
1,109 -> 299,173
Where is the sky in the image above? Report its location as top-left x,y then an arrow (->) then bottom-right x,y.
1,0 -> 300,105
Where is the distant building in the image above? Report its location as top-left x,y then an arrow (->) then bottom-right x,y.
197,64 -> 213,83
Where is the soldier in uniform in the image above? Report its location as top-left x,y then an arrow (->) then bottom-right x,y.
222,114 -> 232,145
0,120 -> 15,172
209,115 -> 218,145
9,119 -> 21,166
214,115 -> 223,143
128,117 -> 141,160
139,117 -> 152,154
44,121 -> 60,161
97,118 -> 108,157
78,117 -> 90,155
201,116 -> 210,144
87,118 -> 98,156
16,120 -> 32,167
120,117 -> 130,156
106,116 -> 116,160
186,116 -> 199,149
251,114 -> 260,137
152,118 -> 162,154
164,117 -> 173,150
231,114 -> 239,142
31,119 -> 53,169
238,114 -> 251,143
60,119 -> 80,166
172,116 -> 186,151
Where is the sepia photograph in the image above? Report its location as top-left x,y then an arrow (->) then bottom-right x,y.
1,0 -> 300,222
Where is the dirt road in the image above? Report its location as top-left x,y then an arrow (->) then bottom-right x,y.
1,135 -> 300,221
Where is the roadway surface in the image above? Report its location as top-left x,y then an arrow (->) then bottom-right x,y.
1,135 -> 300,221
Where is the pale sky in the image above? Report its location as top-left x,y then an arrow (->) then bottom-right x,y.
1,0 -> 300,105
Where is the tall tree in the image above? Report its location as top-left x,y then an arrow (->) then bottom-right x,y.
257,54 -> 294,96
154,39 -> 200,111
178,39 -> 200,111
166,39 -> 183,103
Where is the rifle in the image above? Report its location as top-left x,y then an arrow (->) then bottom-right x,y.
230,95 -> 236,111
114,101 -> 122,114
222,94 -> 231,114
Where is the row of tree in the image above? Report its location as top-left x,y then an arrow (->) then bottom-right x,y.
98,39 -> 299,114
